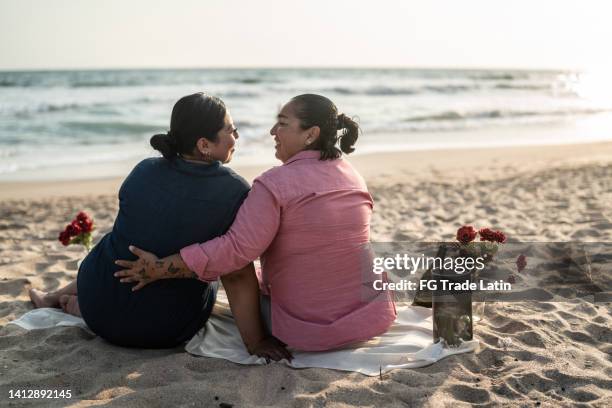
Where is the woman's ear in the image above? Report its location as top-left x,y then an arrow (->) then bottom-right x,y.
196,137 -> 210,155
306,126 -> 321,146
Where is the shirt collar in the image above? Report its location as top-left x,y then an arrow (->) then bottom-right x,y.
172,157 -> 223,176
283,150 -> 321,166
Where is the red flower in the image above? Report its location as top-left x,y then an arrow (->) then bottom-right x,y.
75,211 -> 94,233
58,230 -> 71,246
479,228 -> 506,243
78,218 -> 94,233
76,211 -> 89,222
516,254 -> 527,273
456,225 -> 477,244
495,231 -> 506,243
66,222 -> 82,237
508,274 -> 516,284
57,211 -> 95,250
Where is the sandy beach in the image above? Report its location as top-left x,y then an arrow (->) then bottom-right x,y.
1,142 -> 611,407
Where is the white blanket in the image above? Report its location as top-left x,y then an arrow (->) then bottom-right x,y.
10,308 -> 91,332
10,291 -> 477,376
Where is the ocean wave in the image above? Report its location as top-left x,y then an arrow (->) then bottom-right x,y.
329,87 -> 354,95
0,149 -> 146,175
494,83 -> 552,91
0,74 -> 148,88
405,111 -> 465,122
0,69 -> 286,88
329,82 -> 563,96
219,91 -> 259,98
236,78 -> 262,84
329,86 -> 401,95
71,81 -> 139,88
6,99 -> 163,117
465,72 -> 533,81
423,85 -> 478,94
61,121 -> 163,135
0,79 -> 21,87
404,108 -> 610,123
327,85 -> 480,96
365,86 -> 419,95
10,102 -> 89,117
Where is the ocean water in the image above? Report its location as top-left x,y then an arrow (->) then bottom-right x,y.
1,68 -> 612,181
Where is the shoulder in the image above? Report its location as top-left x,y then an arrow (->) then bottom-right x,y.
131,157 -> 168,173
256,165 -> 284,183
338,158 -> 368,188
119,158 -> 167,194
123,157 -> 165,180
253,165 -> 287,194
253,157 -> 366,194
219,166 -> 251,195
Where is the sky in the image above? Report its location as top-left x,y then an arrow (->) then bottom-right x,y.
1,0 -> 611,71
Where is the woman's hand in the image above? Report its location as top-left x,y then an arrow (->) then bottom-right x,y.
248,337 -> 293,362
114,246 -> 195,291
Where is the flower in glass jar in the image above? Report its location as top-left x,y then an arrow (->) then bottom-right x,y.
479,228 -> 506,243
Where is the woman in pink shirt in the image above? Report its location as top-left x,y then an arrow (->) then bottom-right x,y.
115,94 -> 397,352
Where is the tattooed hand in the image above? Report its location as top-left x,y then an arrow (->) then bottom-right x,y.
114,246 -> 195,291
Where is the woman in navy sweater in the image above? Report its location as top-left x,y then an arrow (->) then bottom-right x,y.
29,93 -> 289,360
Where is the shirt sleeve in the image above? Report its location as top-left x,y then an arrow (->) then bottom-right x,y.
179,178 -> 281,282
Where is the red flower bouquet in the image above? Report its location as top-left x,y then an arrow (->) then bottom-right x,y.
58,211 -> 95,251
478,227 -> 506,244
455,225 -> 506,261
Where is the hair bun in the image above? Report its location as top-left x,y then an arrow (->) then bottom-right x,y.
166,131 -> 177,147
150,132 -> 178,160
338,114 -> 359,155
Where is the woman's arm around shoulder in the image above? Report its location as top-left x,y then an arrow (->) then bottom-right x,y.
114,176 -> 282,288
180,177 -> 281,279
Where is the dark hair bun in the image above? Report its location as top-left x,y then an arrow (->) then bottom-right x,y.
337,114 -> 358,154
150,132 -> 178,160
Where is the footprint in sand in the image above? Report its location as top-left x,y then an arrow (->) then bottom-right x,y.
448,384 -> 490,404
0,278 -> 31,297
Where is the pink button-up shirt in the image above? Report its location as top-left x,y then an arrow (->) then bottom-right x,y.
180,150 -> 396,351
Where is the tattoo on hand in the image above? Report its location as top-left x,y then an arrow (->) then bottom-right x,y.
137,268 -> 148,279
168,262 -> 179,274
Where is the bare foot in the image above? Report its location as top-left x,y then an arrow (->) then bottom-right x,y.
29,289 -> 60,308
59,295 -> 81,317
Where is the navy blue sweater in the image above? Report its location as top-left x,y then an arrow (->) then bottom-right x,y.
77,157 -> 249,348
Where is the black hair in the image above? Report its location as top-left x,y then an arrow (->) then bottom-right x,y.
150,93 -> 226,160
290,94 -> 359,160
